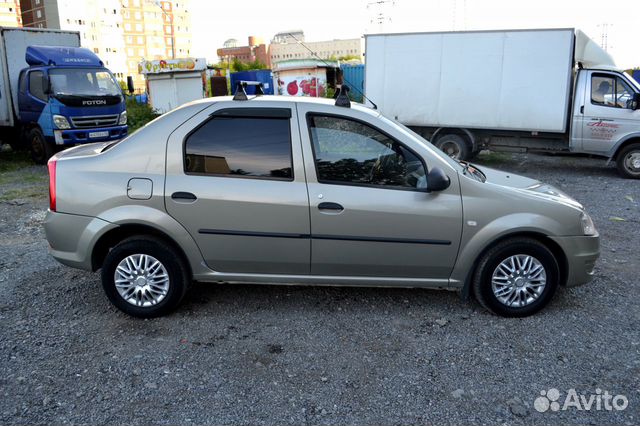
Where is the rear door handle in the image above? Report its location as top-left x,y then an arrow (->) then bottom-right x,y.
318,202 -> 344,211
171,191 -> 197,202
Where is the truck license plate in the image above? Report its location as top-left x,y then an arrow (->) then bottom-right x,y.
88,131 -> 109,138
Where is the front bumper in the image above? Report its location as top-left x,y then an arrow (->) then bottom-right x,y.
549,234 -> 600,287
44,210 -> 117,271
50,125 -> 128,146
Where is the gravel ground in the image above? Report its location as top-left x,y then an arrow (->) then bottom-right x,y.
0,150 -> 638,425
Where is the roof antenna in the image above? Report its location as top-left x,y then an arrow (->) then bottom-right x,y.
335,85 -> 351,108
286,32 -> 378,109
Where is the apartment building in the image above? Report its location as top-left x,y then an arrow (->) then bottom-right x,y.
270,37 -> 363,64
121,0 -> 192,88
20,0 -> 191,87
0,0 -> 22,27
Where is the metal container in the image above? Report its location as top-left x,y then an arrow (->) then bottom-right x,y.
230,70 -> 275,95
340,63 -> 364,102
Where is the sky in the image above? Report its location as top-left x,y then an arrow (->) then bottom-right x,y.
190,0 -> 639,69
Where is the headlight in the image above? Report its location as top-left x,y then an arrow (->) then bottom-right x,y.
581,212 -> 597,236
118,111 -> 127,125
53,115 -> 71,129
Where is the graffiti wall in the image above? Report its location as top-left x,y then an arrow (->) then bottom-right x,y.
275,68 -> 327,97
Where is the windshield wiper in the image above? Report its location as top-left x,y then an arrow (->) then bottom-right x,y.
459,161 -> 486,182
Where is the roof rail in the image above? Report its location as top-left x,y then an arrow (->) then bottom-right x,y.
335,85 -> 351,108
233,81 -> 265,101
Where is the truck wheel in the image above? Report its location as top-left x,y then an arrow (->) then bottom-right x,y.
472,237 -> 559,317
616,143 -> 640,179
101,236 -> 190,318
435,134 -> 471,161
28,128 -> 54,164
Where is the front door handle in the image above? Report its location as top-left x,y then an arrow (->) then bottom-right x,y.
318,202 -> 344,211
171,191 -> 197,202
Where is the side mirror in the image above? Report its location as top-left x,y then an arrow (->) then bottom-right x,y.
631,93 -> 640,110
42,75 -> 50,94
425,167 -> 451,192
127,76 -> 135,95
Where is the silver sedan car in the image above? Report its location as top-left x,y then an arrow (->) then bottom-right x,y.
44,94 -> 599,318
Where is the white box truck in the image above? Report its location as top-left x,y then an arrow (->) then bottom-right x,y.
364,28 -> 640,178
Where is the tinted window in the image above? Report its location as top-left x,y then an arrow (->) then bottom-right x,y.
185,117 -> 293,179
308,115 -> 426,189
29,71 -> 47,102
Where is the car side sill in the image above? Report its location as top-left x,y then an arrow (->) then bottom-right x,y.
192,271 -> 453,289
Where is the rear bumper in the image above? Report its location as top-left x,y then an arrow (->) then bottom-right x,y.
44,210 -> 117,271
49,125 -> 127,146
549,234 -> 600,287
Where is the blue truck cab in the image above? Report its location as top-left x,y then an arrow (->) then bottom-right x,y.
16,46 -> 127,163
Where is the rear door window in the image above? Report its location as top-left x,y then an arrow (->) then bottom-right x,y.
184,114 -> 293,180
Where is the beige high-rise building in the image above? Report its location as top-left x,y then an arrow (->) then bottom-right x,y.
0,0 -> 22,27
20,0 -> 191,87
121,0 -> 192,88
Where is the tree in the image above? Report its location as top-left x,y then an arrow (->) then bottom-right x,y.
230,58 -> 267,72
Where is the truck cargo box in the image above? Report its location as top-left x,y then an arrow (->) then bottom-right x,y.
364,29 -> 575,133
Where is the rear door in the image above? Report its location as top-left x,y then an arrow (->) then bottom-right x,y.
165,101 -> 311,275
581,71 -> 640,154
296,103 -> 463,281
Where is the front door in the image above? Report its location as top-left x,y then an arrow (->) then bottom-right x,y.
581,71 -> 640,154
296,104 -> 463,281
164,103 -> 311,275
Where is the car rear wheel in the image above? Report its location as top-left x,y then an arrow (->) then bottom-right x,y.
616,143 -> 640,179
472,237 -> 559,317
101,236 -> 189,318
28,127 -> 55,165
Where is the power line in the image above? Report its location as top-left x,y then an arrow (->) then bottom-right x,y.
285,32 -> 377,109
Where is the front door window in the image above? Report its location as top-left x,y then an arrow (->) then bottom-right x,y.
308,114 -> 427,190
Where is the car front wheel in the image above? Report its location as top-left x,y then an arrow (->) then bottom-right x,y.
472,237 -> 559,317
101,236 -> 189,318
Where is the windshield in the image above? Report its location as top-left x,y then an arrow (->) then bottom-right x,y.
625,71 -> 640,92
49,68 -> 121,97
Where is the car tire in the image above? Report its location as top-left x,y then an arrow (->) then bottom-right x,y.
101,236 -> 190,318
28,127 -> 54,164
615,143 -> 640,179
435,134 -> 471,161
472,237 -> 559,317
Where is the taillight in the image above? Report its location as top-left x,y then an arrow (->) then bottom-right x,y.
47,159 -> 57,212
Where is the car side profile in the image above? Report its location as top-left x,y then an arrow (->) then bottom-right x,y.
44,94 -> 600,318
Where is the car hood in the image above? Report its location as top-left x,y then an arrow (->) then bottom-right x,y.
479,165 -> 584,211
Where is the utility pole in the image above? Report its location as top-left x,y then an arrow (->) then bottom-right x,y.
598,23 -> 611,52
366,0 -> 395,33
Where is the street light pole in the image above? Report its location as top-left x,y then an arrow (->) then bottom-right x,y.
154,1 -> 175,59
